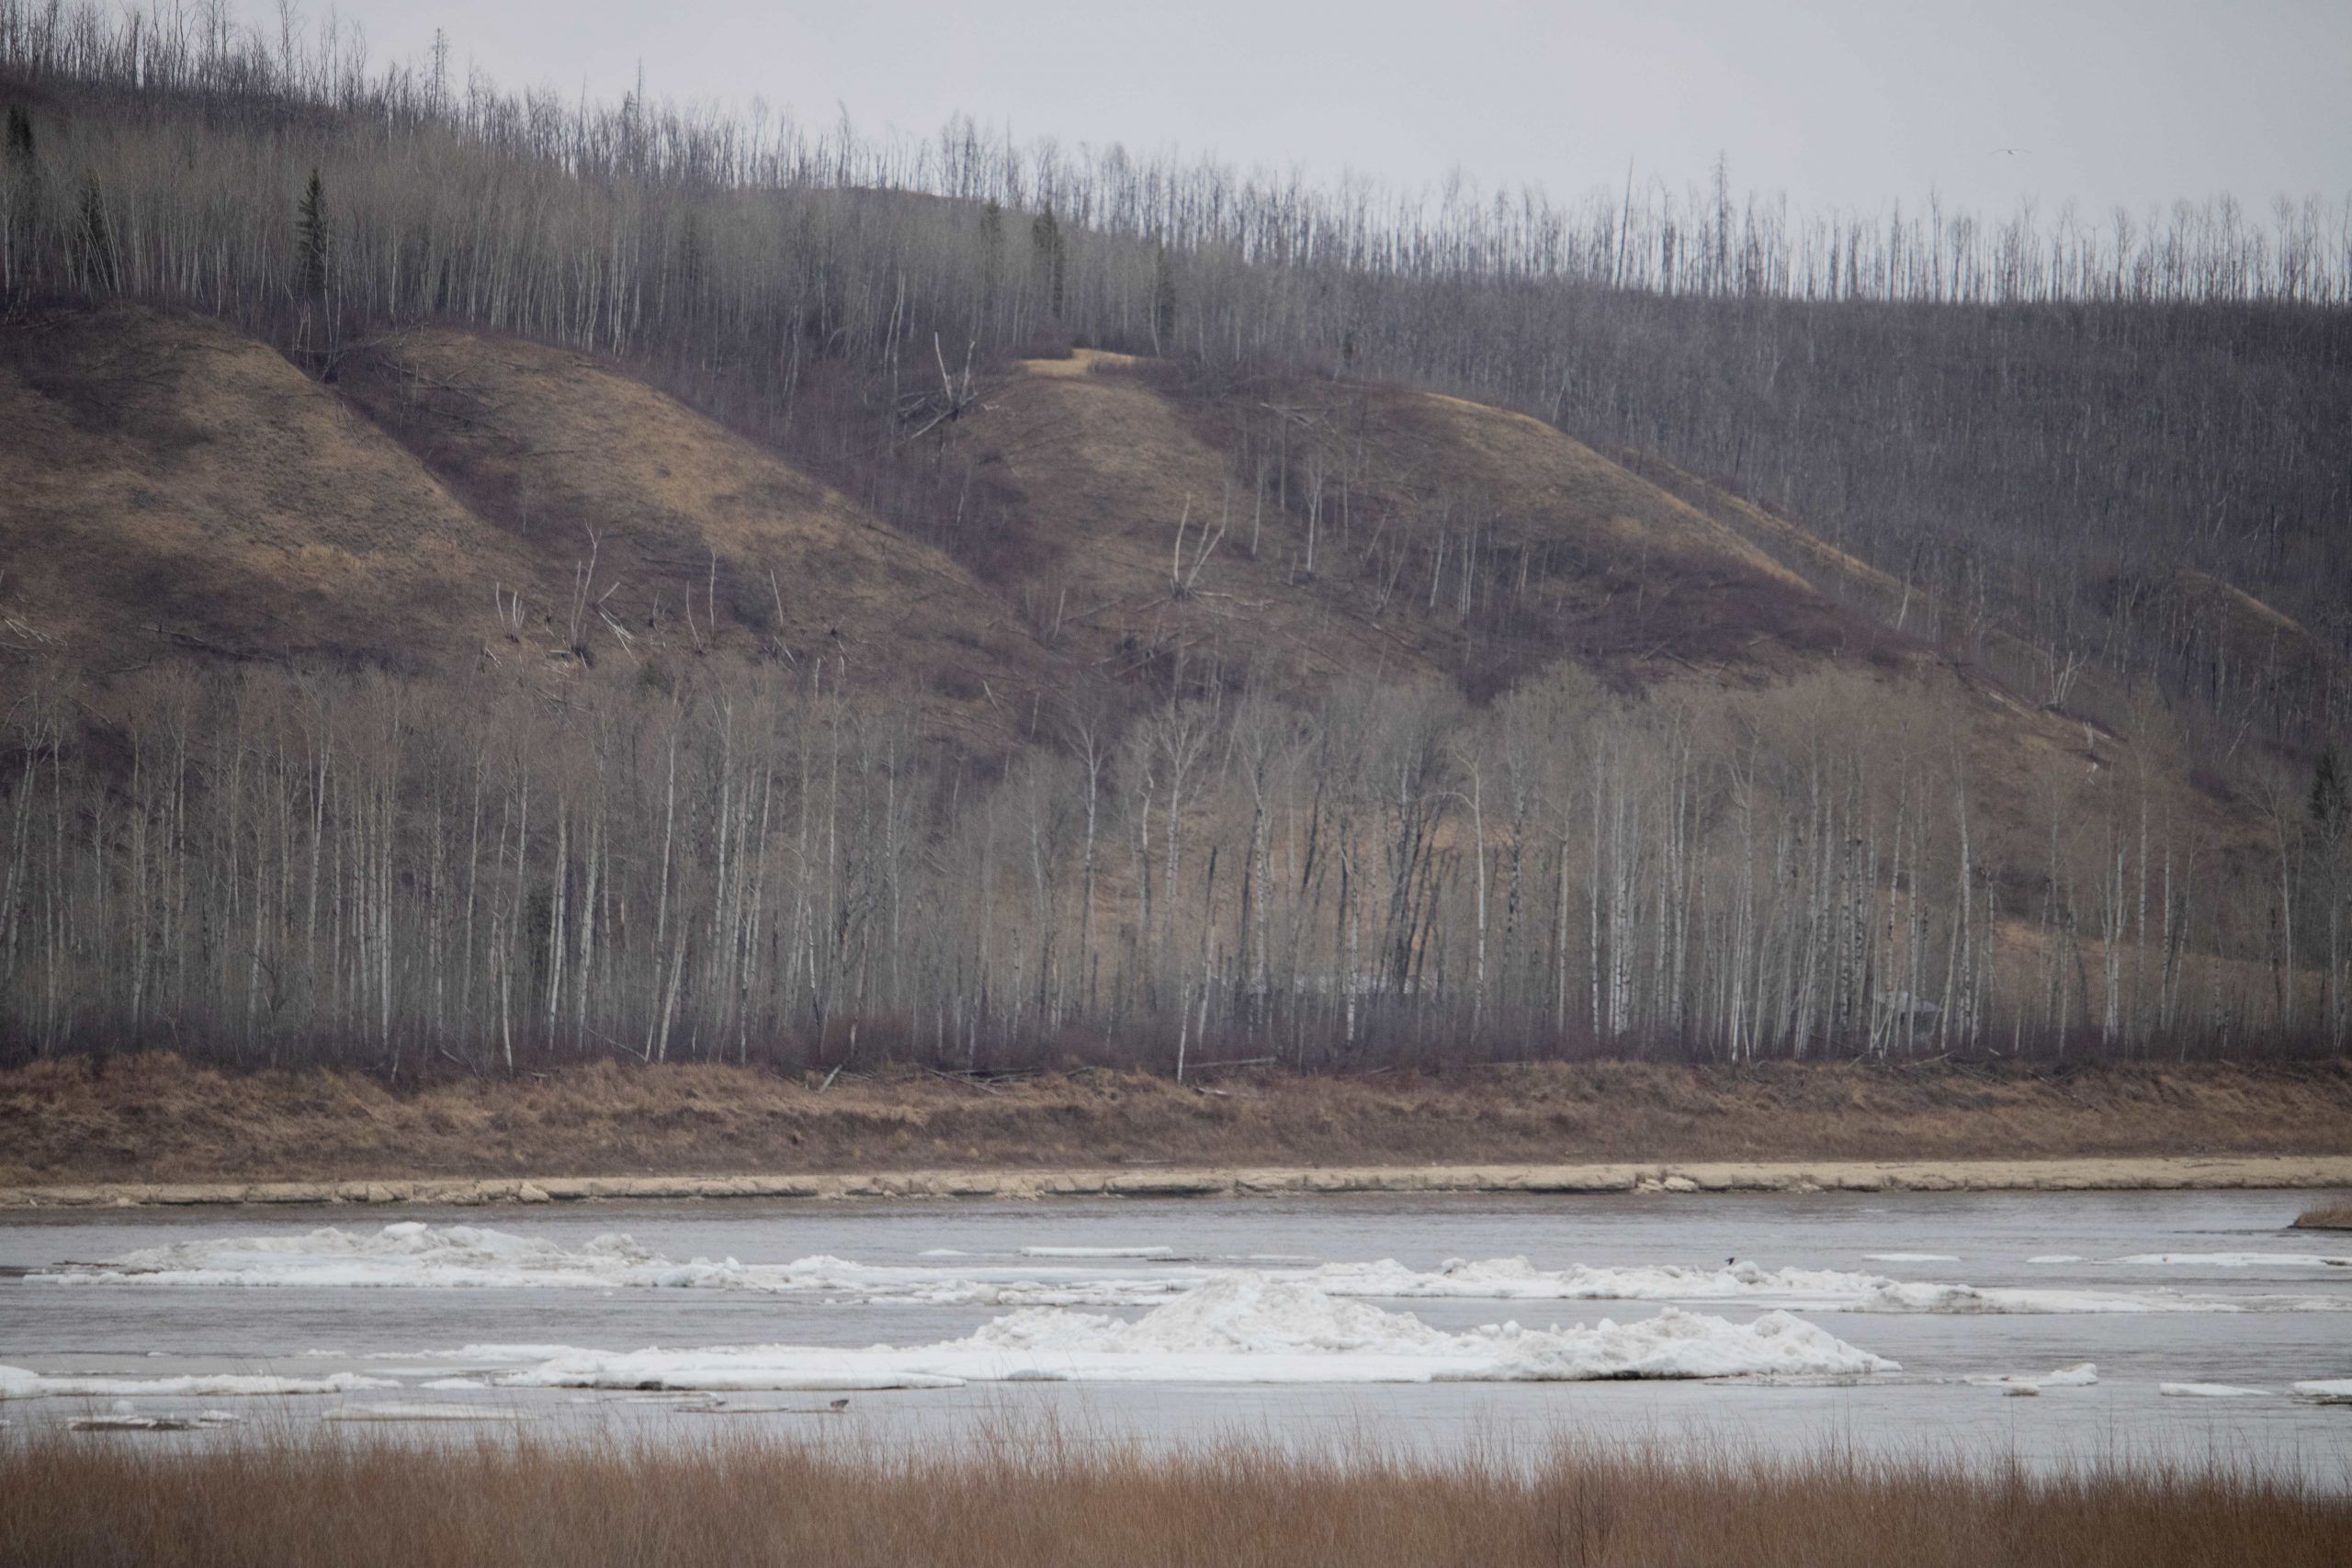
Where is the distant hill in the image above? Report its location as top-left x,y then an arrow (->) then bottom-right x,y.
1,9 -> 2345,1068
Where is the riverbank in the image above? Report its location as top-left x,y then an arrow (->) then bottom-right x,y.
6,1055 -> 2351,1200
6,1154 -> 2352,1209
2,1428 -> 2344,1568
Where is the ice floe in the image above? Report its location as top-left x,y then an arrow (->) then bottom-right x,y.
1962,1362 -> 2098,1393
1852,1282 -> 2221,1314
487,1274 -> 1899,1389
322,1404 -> 539,1423
70,1404 -> 243,1432
0,1365 -> 395,1400
2108,1252 -> 2350,1269
2158,1382 -> 2267,1398
2292,1379 -> 2352,1405
35,1224 -> 2351,1316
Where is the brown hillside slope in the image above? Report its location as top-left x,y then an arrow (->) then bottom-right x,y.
947,349 -> 1425,691
339,329 -> 1052,737
952,355 -> 1884,694
943,357 -> 2245,875
0,305 -> 539,668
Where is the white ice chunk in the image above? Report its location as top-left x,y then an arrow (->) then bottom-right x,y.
0,1365 -> 396,1400
2159,1382 -> 2267,1398
2026,1256 -> 2084,1265
2109,1252 -> 2350,1269
1300,1257 -> 1895,1305
1963,1362 -> 2098,1393
322,1404 -> 539,1423
2291,1379 -> 2352,1404
494,1274 -> 1898,1389
46,1224 -> 2339,1316
1857,1281 -> 2218,1314
69,1410 -> 243,1432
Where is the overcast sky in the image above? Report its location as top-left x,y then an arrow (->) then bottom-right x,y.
247,0 -> 2349,216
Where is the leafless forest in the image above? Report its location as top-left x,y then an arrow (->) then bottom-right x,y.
2,2 -> 2348,1071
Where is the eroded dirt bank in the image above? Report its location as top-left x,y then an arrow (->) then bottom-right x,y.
5,1055 -> 2350,1204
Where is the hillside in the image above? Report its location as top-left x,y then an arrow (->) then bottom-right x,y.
0,305 -> 537,670
338,328 -> 1054,735
3,299 -> 2326,1070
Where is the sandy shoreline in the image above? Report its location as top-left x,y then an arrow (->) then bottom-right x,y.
5,1155 -> 2348,1210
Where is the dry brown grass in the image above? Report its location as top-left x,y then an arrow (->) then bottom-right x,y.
2293,1201 -> 2352,1230
0,304 -> 540,668
5,1054 -> 2349,1187
338,328 -> 1053,732
0,1427 -> 2341,1568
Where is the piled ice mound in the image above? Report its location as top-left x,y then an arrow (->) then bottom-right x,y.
61,1222 -> 671,1291
494,1273 -> 1900,1390
967,1273 -> 1899,1382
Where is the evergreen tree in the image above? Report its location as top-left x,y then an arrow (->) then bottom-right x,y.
1030,205 -> 1066,320
297,168 -> 329,299
2314,747 -> 2348,835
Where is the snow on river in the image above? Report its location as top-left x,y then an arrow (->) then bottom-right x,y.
3,1189 -> 2348,1481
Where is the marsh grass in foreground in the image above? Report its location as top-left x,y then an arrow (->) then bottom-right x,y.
1,1427 -> 2345,1568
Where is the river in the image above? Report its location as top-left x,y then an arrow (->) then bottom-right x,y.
2,1189 -> 2346,1483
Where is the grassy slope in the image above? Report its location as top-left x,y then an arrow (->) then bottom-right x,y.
1,306 -> 1051,741
5,1055 -> 2350,1185
0,305 -> 539,667
1,306 -> 2267,858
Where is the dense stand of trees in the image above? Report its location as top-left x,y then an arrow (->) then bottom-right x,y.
4,4 -> 2349,1067
4,667 -> 2345,1068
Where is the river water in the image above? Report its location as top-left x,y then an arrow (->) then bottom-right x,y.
2,1189 -> 2347,1483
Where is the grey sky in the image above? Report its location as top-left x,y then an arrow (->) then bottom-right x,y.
252,0 -> 2349,216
